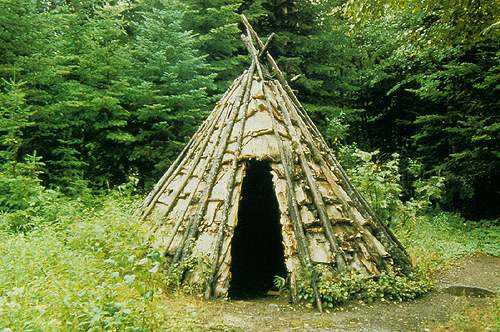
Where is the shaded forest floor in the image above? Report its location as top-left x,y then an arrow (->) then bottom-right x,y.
163,254 -> 500,331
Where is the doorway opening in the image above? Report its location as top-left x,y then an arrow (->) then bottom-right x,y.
229,160 -> 287,299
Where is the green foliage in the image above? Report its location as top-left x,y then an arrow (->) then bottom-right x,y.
0,0 -> 216,192
338,0 -> 499,218
402,213 -> 500,259
0,77 -> 34,168
297,266 -> 433,309
182,0 -> 248,92
344,148 -> 445,226
0,193 -> 213,331
0,151 -> 92,233
128,0 -> 215,187
273,275 -> 287,293
0,0 -> 496,219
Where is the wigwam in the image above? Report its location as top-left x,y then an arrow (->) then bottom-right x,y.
138,15 -> 412,311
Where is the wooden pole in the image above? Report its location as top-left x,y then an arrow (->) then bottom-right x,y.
170,63 -> 257,270
268,81 -> 348,272
258,33 -> 275,58
282,88 -> 412,274
139,76 -> 244,221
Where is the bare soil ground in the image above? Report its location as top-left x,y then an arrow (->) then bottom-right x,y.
172,254 -> 500,331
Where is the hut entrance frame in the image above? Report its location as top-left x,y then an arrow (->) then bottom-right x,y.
229,159 -> 287,298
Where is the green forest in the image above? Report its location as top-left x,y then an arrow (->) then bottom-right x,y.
0,0 -> 499,331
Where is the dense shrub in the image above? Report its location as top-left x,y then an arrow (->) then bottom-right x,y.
342,148 -> 445,226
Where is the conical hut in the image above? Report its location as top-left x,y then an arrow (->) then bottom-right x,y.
138,16 -> 412,311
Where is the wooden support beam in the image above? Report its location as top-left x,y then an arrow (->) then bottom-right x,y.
258,33 -> 275,58
241,34 -> 263,80
268,81 -> 348,272
170,63 -> 257,271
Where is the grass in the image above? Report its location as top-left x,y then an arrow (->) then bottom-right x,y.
0,194 -> 226,331
433,298 -> 500,332
0,191 -> 498,331
395,212 -> 500,276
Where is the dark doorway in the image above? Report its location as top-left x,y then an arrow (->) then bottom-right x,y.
229,160 -> 287,298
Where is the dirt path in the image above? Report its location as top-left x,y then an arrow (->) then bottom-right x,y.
178,254 -> 499,331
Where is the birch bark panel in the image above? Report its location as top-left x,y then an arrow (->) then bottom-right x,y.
240,134 -> 280,160
211,165 -> 245,297
270,165 -> 300,271
242,110 -> 273,137
307,233 -> 333,264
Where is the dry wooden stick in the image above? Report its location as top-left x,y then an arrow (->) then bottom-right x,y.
139,81 -> 238,218
239,15 -> 324,309
290,101 -> 412,272
241,33 -> 263,80
261,82 -> 323,312
258,33 -> 275,58
275,80 -> 407,273
276,76 -> 412,273
269,81 -> 347,272
138,115 -> 208,220
153,76 -> 243,229
170,64 -> 256,270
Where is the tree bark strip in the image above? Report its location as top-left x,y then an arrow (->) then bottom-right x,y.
268,81 -> 347,271
170,64 -> 256,269
140,75 -> 244,221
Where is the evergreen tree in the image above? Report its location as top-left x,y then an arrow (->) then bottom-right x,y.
182,0 -> 248,92
339,0 -> 500,218
18,4 -> 135,190
129,0 -> 215,187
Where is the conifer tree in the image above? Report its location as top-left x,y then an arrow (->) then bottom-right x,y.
128,0 -> 215,187
181,0 -> 248,92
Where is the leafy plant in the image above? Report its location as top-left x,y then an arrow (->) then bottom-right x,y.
273,275 -> 287,293
296,265 -> 432,309
345,148 -> 445,227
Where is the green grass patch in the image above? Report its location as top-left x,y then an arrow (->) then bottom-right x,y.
0,194 -> 224,331
394,212 -> 500,276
